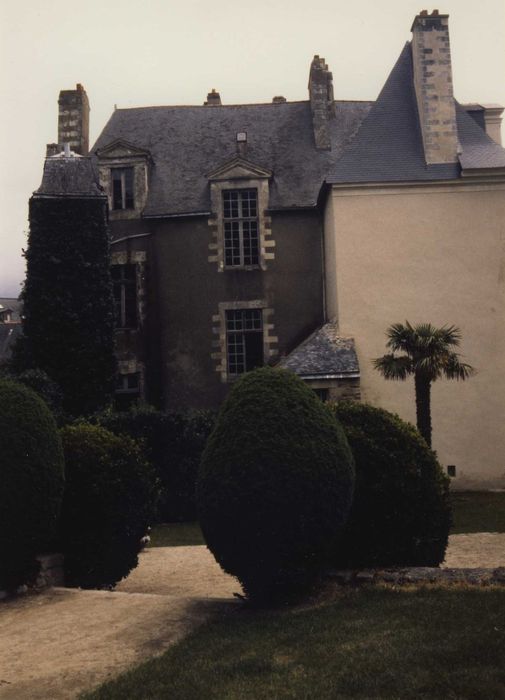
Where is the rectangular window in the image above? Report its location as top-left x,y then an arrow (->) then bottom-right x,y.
115,372 -> 140,410
112,167 -> 134,210
226,308 -> 263,376
223,189 -> 259,267
111,264 -> 137,328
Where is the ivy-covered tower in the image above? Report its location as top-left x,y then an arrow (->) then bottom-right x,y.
16,151 -> 116,416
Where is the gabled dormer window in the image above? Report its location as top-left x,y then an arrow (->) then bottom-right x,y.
206,157 -> 274,272
96,140 -> 151,220
112,167 -> 134,210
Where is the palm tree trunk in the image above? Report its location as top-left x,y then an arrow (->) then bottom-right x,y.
415,373 -> 432,447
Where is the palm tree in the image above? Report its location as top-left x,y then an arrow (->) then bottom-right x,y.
373,322 -> 475,447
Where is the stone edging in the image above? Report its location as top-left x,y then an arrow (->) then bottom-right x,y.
327,566 -> 505,586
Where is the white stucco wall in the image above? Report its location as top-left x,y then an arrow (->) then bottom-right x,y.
324,180 -> 505,489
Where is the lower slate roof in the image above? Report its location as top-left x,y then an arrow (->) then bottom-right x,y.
278,323 -> 359,379
0,299 -> 22,322
92,100 -> 372,216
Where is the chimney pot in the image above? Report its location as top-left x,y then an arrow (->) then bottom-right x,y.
204,89 -> 222,106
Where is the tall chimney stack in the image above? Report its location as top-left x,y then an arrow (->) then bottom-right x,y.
411,11 -> 458,164
308,56 -> 334,150
58,84 -> 90,155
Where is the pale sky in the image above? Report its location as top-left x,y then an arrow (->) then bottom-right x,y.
1,0 -> 504,297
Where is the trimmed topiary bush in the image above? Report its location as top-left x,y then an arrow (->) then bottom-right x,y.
95,404 -> 216,522
0,379 -> 64,591
60,423 -> 159,589
329,401 -> 451,568
197,367 -> 355,604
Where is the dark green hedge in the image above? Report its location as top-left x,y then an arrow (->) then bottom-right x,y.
14,197 -> 116,417
60,423 -> 159,589
95,405 -> 215,522
329,401 -> 452,568
197,367 -> 355,604
0,379 -> 64,590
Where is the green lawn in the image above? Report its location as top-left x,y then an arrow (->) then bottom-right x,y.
82,587 -> 505,699
149,491 -> 505,547
149,521 -> 204,547
450,491 -> 505,533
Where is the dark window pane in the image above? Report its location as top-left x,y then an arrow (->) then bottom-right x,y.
112,175 -> 123,210
244,332 -> 263,371
124,168 -> 134,209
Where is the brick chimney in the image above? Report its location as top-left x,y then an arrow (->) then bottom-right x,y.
57,84 -> 90,156
204,89 -> 222,106
411,10 -> 458,164
308,56 -> 334,150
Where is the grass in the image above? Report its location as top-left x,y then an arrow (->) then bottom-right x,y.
82,586 -> 505,699
148,491 -> 505,547
450,491 -> 505,534
149,521 -> 204,547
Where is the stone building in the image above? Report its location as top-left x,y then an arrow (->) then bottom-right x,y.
36,10 -> 505,487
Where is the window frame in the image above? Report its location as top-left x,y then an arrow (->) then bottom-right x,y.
111,263 -> 137,329
222,188 -> 260,268
111,167 -> 135,211
225,307 -> 264,376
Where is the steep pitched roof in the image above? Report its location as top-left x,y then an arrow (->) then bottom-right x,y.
279,323 -> 359,379
326,43 -> 459,184
34,155 -> 104,198
92,101 -> 371,216
326,43 -> 505,185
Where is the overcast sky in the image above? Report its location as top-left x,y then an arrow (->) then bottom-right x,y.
1,0 -> 504,297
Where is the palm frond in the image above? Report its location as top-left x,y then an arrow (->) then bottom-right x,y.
442,353 -> 476,381
373,353 -> 412,380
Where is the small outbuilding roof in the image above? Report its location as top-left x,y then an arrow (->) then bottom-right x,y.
279,322 -> 359,379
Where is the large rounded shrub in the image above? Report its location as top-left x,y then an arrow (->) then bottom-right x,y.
60,424 -> 159,588
0,379 -> 64,590
197,367 -> 355,603
329,401 -> 451,568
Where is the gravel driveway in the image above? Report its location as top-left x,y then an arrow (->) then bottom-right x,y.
1,534 -> 504,700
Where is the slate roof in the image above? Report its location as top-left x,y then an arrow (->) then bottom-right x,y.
92,100 -> 372,216
326,43 -> 505,185
279,323 -> 359,379
0,298 -> 22,322
35,155 -> 104,198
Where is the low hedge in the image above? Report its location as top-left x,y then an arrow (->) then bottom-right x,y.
0,379 -> 64,590
95,405 -> 215,522
60,423 -> 159,588
329,401 -> 451,568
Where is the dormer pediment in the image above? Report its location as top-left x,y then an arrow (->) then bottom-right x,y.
207,157 -> 272,182
95,139 -> 151,161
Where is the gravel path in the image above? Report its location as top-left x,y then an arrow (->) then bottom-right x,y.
0,535 -> 504,700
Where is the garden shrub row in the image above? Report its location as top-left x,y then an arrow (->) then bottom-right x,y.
94,405 -> 215,523
196,367 -> 452,605
0,379 -> 159,592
